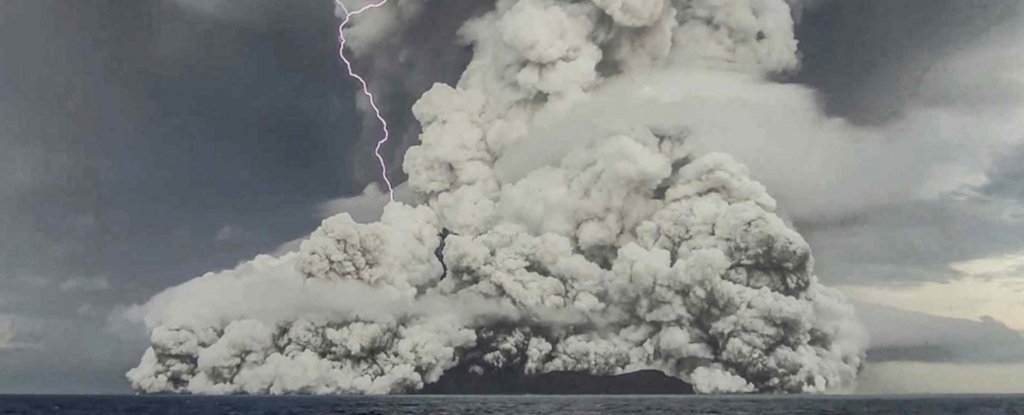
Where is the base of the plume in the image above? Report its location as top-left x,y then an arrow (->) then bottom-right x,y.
416,369 -> 695,395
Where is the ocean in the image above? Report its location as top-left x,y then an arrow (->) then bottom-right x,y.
1,395 -> 1023,414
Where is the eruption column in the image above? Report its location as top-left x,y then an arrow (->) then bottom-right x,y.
337,0 -> 394,201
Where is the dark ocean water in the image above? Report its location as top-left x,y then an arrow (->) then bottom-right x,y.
1,395 -> 1023,415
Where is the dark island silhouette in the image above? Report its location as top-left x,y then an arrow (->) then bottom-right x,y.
418,369 -> 695,395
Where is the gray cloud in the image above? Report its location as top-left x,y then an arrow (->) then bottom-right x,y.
59,276 -> 112,293
0,0 -> 369,392
793,0 -> 1023,124
856,301 -> 1024,364
805,192 -> 1024,285
790,0 -> 1024,287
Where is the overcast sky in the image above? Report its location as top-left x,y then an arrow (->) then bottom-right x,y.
0,0 -> 1022,393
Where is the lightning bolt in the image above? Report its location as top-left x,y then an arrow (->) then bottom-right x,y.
336,0 -> 395,201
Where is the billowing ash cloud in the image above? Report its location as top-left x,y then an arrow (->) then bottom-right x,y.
127,0 -> 866,394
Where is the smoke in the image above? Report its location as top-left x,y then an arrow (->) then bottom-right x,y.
127,0 -> 867,394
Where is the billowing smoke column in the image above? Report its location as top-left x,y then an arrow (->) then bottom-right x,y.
128,0 -> 865,395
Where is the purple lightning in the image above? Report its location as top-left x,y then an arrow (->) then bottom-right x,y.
337,0 -> 395,201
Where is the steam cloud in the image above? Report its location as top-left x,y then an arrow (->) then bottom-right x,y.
128,0 -> 866,394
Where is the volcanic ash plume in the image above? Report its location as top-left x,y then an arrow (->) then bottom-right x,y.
128,0 -> 866,394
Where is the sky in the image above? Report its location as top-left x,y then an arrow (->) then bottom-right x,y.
0,0 -> 1022,394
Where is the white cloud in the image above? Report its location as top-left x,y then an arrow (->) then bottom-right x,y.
951,250 -> 1024,277
314,183 -> 392,223
270,184 -> 417,256
498,11 -> 1024,228
214,225 -> 243,242
496,68 -> 975,223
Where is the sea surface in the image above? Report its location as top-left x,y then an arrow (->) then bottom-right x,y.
0,395 -> 1022,414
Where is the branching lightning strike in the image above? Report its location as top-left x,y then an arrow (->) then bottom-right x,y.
337,0 -> 395,201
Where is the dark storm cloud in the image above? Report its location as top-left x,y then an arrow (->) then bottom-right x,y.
791,0 -> 1024,286
0,0 -> 360,289
0,0 -> 368,392
804,193 -> 1024,285
793,0 -> 1021,124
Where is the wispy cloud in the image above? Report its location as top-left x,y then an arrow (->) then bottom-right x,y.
58,276 -> 110,293
842,251 -> 1024,331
